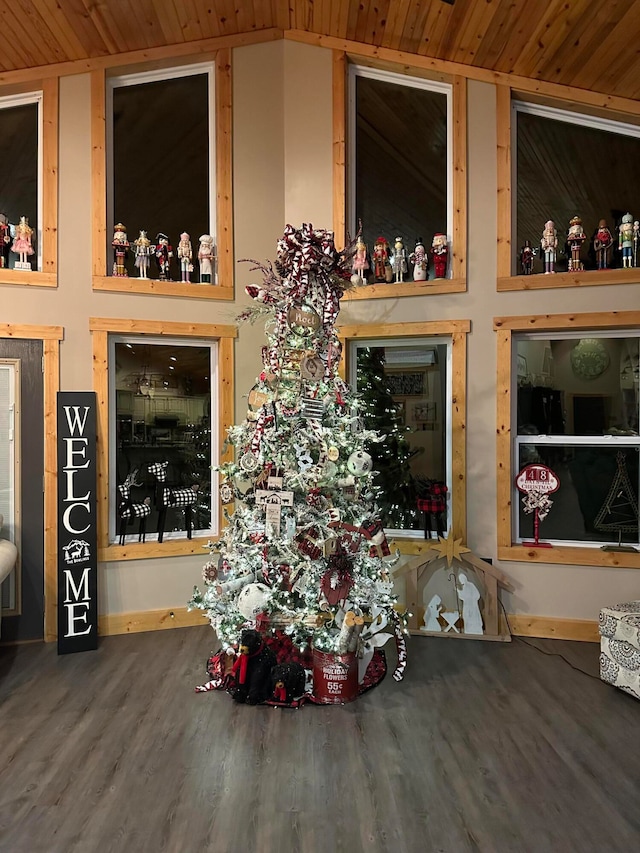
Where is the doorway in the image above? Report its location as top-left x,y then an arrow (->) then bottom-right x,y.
0,338 -> 44,642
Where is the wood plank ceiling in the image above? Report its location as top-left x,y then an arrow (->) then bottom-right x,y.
3,0 -> 640,101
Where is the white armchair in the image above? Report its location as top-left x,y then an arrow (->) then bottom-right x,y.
0,514 -> 18,636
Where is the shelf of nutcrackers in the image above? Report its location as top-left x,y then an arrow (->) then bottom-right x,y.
505,216 -> 640,291
0,213 -> 57,287
93,223 -> 234,300
342,232 -> 465,300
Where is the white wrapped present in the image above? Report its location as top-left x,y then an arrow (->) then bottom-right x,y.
599,601 -> 640,700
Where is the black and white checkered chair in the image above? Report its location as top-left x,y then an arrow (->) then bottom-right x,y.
148,461 -> 200,542
117,471 -> 152,545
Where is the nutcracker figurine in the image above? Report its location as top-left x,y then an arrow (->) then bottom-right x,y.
372,236 -> 392,282
567,215 -> 586,272
177,231 -> 193,283
0,213 -> 11,269
111,222 -> 129,277
11,215 -> 35,270
593,219 -> 613,270
618,212 -> 634,268
541,220 -> 557,274
409,238 -> 428,281
155,233 -> 173,280
391,236 -> 408,283
198,234 -> 215,283
351,235 -> 369,285
431,233 -> 449,279
133,230 -> 153,279
520,240 -> 535,275
633,220 -> 640,268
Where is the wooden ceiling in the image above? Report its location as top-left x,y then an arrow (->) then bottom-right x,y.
3,1 -> 640,101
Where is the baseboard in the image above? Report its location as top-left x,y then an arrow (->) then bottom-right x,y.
98,606 -> 600,644
99,606 -> 206,636
507,613 -> 599,643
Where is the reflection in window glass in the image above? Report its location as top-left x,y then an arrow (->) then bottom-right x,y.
111,340 -> 214,543
515,333 -> 639,546
353,341 -> 449,535
352,69 -> 449,280
0,100 -> 39,270
110,70 -> 212,279
515,106 -> 640,275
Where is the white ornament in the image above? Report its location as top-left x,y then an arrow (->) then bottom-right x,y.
236,582 -> 271,619
347,450 -> 373,477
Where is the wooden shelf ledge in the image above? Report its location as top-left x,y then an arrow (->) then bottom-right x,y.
498,268 -> 640,291
0,269 -> 57,288
498,544 -> 640,570
344,277 -> 466,300
92,275 -> 234,300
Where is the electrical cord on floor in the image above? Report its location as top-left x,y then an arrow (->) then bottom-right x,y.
500,599 -> 602,681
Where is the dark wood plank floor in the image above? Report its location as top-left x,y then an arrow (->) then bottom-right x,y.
0,627 -> 638,853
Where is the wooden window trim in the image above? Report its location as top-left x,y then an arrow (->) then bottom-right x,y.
338,320 -> 469,550
0,324 -> 63,642
0,79 -> 58,289
497,83 -> 640,292
90,50 -> 234,301
494,310 -> 640,569
89,317 -> 237,562
333,53 -> 467,299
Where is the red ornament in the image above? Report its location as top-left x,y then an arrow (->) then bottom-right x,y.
320,553 -> 354,605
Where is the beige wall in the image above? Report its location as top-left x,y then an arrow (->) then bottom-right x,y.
3,41 -> 640,628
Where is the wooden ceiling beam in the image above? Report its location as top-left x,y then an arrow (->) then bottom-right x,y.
286,29 -> 640,118
0,28 -> 282,86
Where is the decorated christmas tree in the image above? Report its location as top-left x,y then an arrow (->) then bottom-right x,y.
189,224 -> 407,703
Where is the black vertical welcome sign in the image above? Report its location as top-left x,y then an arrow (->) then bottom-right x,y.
57,392 -> 98,654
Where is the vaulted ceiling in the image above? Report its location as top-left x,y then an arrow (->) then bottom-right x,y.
3,1 -> 640,101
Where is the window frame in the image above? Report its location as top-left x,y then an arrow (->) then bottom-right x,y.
0,80 -> 58,289
497,85 -> 640,292
91,50 -> 233,300
108,334 -> 218,547
339,320 -> 469,552
495,310 -> 640,569
335,56 -> 467,300
90,317 -> 237,561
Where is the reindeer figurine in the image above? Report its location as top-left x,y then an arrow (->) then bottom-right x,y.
117,470 -> 152,545
148,461 -> 200,542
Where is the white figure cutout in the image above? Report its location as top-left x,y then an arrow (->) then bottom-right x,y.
421,593 -> 443,632
457,571 -> 483,634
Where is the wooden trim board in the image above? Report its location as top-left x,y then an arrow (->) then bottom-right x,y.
99,606 -> 206,636
284,29 -> 640,119
0,29 -> 282,86
215,48 -> 234,290
98,605 -> 599,645
92,275 -> 234,300
508,614 -> 599,643
332,49 -> 346,246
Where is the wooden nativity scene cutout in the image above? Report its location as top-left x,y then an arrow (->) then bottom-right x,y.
393,531 -> 513,642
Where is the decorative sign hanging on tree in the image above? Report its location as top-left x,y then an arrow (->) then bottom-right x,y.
515,463 -> 560,548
